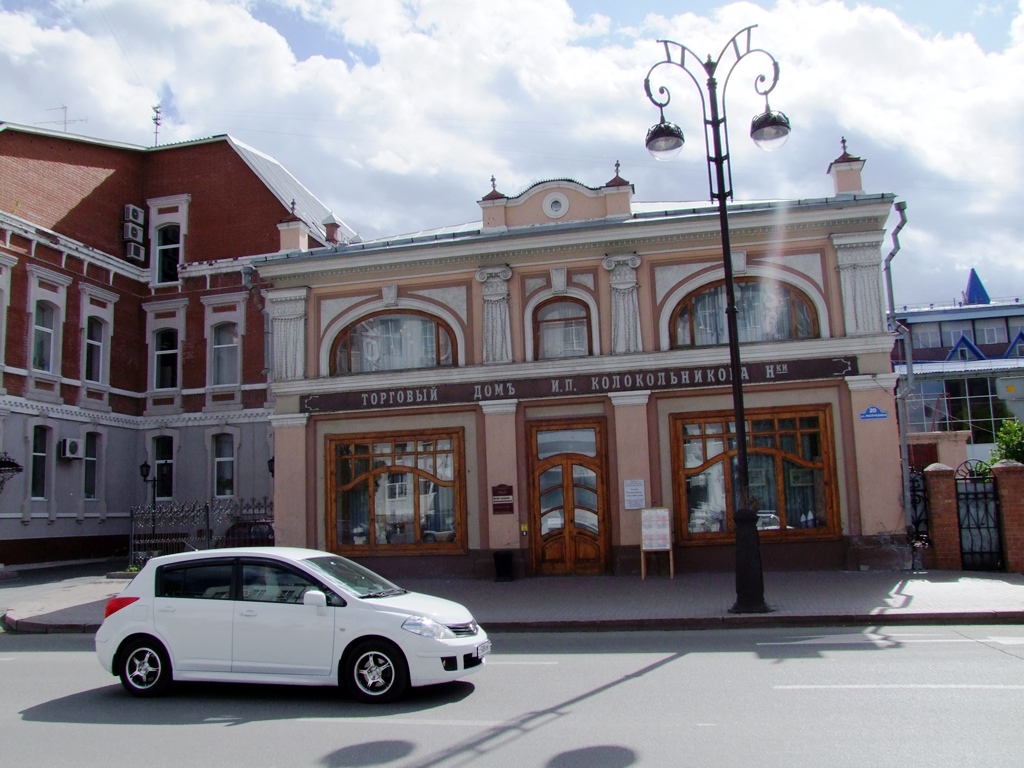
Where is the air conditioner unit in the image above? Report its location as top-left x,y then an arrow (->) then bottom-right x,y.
125,241 -> 146,262
123,204 -> 145,225
122,223 -> 144,243
59,438 -> 84,460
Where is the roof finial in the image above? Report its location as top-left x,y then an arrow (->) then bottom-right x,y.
614,160 -> 621,176
841,136 -> 848,154
290,198 -> 296,215
490,175 -> 497,192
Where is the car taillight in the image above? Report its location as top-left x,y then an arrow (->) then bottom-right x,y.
104,596 -> 140,618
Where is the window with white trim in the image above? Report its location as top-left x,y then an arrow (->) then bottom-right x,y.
32,301 -> 56,372
25,265 -> 71,399
213,433 -> 234,498
154,329 -> 178,389
84,432 -> 99,500
212,323 -> 239,386
147,193 -> 190,287
84,316 -> 104,383
154,435 -> 173,500
156,224 -> 180,283
31,425 -> 48,499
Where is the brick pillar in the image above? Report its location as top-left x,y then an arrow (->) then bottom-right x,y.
990,460 -> 1024,573
924,463 -> 961,570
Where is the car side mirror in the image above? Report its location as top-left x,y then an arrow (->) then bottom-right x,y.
303,589 -> 327,608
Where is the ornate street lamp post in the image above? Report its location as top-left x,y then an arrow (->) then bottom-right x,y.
138,461 -> 159,565
643,25 -> 791,613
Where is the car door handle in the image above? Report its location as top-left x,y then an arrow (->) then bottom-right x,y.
158,606 -> 175,612
239,609 -> 258,617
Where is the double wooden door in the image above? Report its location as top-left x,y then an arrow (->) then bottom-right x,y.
527,420 -> 608,575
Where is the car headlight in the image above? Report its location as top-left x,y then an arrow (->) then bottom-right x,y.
402,615 -> 456,640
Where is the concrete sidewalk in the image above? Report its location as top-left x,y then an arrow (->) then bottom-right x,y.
4,568 -> 1024,633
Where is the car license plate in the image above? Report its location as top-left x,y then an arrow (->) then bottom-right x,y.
475,640 -> 492,658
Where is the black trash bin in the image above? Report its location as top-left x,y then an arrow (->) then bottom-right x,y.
493,550 -> 515,582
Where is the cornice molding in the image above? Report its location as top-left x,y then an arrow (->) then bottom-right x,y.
259,212 -> 894,287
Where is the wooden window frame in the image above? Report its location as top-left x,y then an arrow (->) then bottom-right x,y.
670,278 -> 818,349
533,297 -> 593,360
670,405 -> 839,544
329,310 -> 456,376
325,427 -> 466,555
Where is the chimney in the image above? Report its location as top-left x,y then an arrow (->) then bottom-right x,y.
827,137 -> 866,196
277,198 -> 309,252
479,175 -> 509,233
322,212 -> 344,244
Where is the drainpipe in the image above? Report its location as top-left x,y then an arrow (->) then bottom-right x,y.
883,202 -> 913,529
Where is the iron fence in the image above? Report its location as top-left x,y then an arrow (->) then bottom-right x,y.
128,496 -> 274,567
955,460 -> 1003,571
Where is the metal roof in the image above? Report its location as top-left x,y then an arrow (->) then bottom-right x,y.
0,122 -> 355,244
227,137 -> 355,244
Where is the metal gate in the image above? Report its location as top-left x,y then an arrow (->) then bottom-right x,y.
955,460 -> 1003,571
129,497 -> 274,567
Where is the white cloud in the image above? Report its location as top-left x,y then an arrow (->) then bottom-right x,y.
1,0 -> 1023,303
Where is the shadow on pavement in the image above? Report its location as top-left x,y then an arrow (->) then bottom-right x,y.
19,679 -> 475,726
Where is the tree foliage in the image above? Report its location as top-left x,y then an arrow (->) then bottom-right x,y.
991,419 -> 1024,465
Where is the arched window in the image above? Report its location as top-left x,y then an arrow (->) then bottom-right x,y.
330,312 -> 454,375
534,298 -> 592,359
671,279 -> 817,348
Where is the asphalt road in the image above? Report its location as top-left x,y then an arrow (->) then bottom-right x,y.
2,626 -> 1023,767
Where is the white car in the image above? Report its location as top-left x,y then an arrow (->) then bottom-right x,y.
95,547 -> 490,703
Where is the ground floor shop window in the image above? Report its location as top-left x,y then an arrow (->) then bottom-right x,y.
671,406 -> 837,541
326,429 -> 465,553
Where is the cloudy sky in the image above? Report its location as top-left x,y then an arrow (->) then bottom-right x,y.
1,0 -> 1022,307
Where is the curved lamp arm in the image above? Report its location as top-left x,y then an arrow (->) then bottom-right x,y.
643,25 -> 790,197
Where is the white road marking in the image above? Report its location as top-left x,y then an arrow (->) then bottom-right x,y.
759,633 -> 1024,647
775,684 -> 1024,690
486,661 -> 559,665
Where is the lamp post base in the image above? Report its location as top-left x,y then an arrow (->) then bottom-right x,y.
730,507 -> 770,614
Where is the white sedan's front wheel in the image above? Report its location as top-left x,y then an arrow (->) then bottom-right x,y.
344,640 -> 408,703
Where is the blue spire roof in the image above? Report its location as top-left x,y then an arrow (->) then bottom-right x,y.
963,269 -> 991,305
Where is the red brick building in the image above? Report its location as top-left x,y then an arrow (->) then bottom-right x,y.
0,123 -> 352,564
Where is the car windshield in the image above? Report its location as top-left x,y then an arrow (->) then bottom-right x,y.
304,555 -> 407,598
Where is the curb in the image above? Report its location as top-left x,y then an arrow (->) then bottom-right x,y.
0,613 -> 100,634
4,610 -> 1024,636
482,611 -> 1024,633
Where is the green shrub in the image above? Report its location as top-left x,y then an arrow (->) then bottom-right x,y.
991,419 -> 1024,464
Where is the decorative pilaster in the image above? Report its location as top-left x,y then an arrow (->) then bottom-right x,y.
266,288 -> 309,381
476,267 -> 513,364
833,232 -> 885,336
603,254 -> 642,354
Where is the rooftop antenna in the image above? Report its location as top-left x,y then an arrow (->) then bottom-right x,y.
35,104 -> 88,132
152,105 -> 162,146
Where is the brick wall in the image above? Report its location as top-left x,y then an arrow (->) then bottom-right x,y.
990,460 -> 1024,573
923,463 -> 962,570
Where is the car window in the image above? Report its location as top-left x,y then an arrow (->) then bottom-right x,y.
304,555 -> 404,597
157,563 -> 233,600
241,562 -> 339,605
